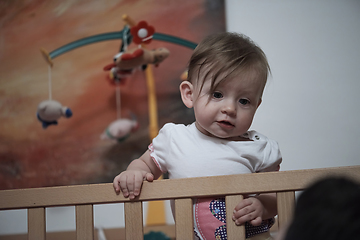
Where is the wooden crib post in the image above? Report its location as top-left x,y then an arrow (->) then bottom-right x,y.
226,195 -> 246,240
76,204 -> 94,240
276,191 -> 295,228
28,207 -> 46,240
124,201 -> 143,240
175,198 -> 194,239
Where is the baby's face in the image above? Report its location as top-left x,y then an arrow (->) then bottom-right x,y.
192,69 -> 264,140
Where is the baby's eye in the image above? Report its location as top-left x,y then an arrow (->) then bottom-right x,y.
213,92 -> 223,99
239,99 -> 249,105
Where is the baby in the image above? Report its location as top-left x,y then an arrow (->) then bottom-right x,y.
113,32 -> 282,240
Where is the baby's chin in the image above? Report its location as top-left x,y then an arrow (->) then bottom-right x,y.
196,123 -> 248,141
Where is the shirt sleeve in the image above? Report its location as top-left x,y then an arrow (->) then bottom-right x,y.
258,137 -> 282,172
247,131 -> 282,173
148,123 -> 175,173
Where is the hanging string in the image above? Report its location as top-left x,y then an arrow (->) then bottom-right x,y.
115,81 -> 121,119
123,26 -> 128,51
48,65 -> 52,100
113,27 -> 129,120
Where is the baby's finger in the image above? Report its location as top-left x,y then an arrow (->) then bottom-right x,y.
133,173 -> 145,197
119,175 -> 131,198
125,175 -> 137,199
233,214 -> 252,226
250,216 -> 262,226
233,204 -> 253,219
144,172 -> 154,182
113,176 -> 121,194
232,208 -> 256,226
234,198 -> 252,211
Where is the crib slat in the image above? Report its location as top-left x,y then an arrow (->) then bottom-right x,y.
28,207 -> 46,240
76,204 -> 94,240
226,195 -> 245,240
277,191 -> 295,228
175,198 -> 193,239
124,201 -> 143,240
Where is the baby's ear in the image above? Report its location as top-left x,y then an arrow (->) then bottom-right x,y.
179,81 -> 194,108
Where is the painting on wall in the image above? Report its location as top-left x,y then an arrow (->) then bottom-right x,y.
0,0 -> 225,190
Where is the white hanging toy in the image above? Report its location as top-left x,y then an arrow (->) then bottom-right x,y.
100,118 -> 139,142
37,100 -> 72,129
37,49 -> 72,129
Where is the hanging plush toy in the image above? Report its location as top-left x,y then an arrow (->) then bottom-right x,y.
100,118 -> 139,142
37,100 -> 72,129
103,47 -> 170,85
37,50 -> 73,129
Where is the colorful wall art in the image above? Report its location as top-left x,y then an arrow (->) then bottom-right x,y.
0,0 -> 225,190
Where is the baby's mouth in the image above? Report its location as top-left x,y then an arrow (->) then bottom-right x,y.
217,120 -> 234,127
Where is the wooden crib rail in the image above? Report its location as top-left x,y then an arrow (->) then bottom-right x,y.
1,166 -> 360,240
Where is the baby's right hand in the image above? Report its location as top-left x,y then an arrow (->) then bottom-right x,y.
113,170 -> 154,199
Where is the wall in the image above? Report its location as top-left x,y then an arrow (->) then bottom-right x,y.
0,0 -> 223,191
1,0 -> 360,236
226,0 -> 360,171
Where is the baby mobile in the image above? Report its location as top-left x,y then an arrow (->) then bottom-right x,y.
37,14 -> 196,143
36,14 -> 197,231
100,17 -> 170,142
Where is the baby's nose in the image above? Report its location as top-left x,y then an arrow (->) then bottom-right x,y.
221,102 -> 236,116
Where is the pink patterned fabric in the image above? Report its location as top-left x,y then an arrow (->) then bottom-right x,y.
195,198 -> 227,239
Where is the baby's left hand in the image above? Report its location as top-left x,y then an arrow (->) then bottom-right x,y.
232,197 -> 264,226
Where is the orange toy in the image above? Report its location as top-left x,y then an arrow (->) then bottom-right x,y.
103,47 -> 169,85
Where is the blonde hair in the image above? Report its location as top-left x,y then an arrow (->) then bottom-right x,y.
187,32 -> 270,96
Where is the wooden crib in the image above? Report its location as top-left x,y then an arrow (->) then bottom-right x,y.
1,166 -> 359,240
